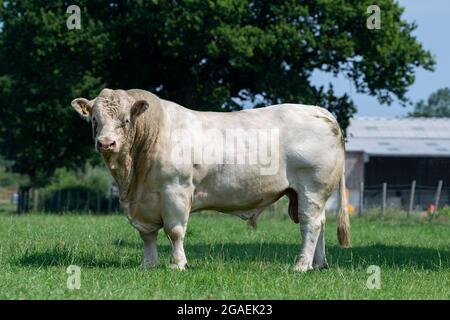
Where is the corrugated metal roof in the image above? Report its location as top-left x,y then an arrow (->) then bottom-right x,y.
346,117 -> 450,156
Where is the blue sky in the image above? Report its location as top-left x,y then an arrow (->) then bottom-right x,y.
312,0 -> 450,117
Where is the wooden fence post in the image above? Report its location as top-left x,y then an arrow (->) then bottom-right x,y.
52,192 -> 57,211
17,189 -> 22,214
26,188 -> 30,213
408,180 -> 416,218
66,190 -> 71,211
85,191 -> 90,211
434,180 -> 443,216
17,187 -> 31,214
381,182 -> 387,218
108,190 -> 112,213
33,189 -> 39,212
57,190 -> 62,211
358,181 -> 364,217
76,191 -> 80,211
96,192 -> 101,212
26,188 -> 30,212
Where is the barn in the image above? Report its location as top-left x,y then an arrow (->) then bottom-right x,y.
331,117 -> 450,212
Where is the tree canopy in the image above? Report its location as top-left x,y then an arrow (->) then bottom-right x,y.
0,0 -> 435,185
409,88 -> 450,118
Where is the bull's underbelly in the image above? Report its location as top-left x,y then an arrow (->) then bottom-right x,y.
191,180 -> 287,214
192,191 -> 281,213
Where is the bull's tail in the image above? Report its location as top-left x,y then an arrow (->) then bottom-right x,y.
337,170 -> 351,247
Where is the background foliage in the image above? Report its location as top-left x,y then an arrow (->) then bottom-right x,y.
44,164 -> 113,195
0,156 -> 29,188
36,164 -> 115,212
0,0 -> 435,185
409,87 -> 450,117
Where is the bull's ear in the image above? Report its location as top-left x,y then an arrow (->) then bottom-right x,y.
71,98 -> 93,119
130,100 -> 149,123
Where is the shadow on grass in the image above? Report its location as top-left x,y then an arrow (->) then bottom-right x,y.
326,244 -> 449,270
16,240 -> 449,270
112,240 -> 450,269
16,246 -> 139,268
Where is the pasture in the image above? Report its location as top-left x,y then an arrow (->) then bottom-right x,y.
0,208 -> 448,299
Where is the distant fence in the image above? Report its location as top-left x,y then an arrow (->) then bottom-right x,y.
358,180 -> 446,217
16,186 -> 121,214
13,181 -> 449,216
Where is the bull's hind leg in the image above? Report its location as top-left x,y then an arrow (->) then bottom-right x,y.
140,230 -> 159,269
293,185 -> 326,272
312,210 -> 328,270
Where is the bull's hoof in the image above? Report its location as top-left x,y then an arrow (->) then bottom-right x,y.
313,261 -> 329,270
169,262 -> 189,271
293,263 -> 313,273
140,260 -> 157,269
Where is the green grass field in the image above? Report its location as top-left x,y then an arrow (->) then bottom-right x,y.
0,209 -> 449,299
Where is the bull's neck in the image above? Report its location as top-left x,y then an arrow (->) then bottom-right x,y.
103,124 -> 158,206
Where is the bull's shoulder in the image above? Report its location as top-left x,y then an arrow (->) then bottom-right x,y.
126,89 -> 162,106
126,88 -> 154,97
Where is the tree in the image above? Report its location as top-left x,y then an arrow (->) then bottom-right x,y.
0,0 -> 435,185
409,88 -> 450,118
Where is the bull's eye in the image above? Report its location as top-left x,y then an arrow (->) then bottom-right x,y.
115,121 -> 127,130
118,119 -> 129,128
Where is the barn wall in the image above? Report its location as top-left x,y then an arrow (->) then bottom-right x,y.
362,156 -> 450,210
345,152 -> 365,189
326,151 -> 365,212
365,156 -> 450,186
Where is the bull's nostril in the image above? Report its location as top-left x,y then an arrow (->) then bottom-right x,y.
97,139 -> 116,150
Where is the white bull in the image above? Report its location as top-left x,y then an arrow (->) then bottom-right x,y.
71,88 -> 350,272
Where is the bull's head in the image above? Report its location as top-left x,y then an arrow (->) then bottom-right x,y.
71,88 -> 148,154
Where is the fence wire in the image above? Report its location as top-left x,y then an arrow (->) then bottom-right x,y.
16,186 -> 121,214
364,183 -> 448,210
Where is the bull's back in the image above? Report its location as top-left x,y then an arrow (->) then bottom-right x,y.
176,103 -> 344,212
193,103 -> 343,167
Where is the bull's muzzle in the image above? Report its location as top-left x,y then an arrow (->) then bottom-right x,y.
96,138 -> 116,152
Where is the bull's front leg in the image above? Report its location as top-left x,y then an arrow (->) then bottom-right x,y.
166,224 -> 188,270
139,230 -> 159,269
161,188 -> 190,271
